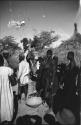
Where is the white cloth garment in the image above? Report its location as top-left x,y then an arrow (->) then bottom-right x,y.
0,66 -> 13,122
24,50 -> 28,61
17,60 -> 30,86
4,58 -> 8,67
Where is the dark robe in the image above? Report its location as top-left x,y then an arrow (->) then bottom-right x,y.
41,58 -> 54,98
63,63 -> 79,111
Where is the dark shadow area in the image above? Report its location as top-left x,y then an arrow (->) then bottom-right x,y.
44,114 -> 55,125
16,115 -> 42,125
12,92 -> 18,122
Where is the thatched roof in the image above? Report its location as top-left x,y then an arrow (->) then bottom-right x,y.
53,32 -> 81,66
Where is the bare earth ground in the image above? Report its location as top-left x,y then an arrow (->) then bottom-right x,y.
12,85 -> 81,125
12,85 -> 55,125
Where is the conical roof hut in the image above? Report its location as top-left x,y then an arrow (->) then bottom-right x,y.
53,23 -> 81,66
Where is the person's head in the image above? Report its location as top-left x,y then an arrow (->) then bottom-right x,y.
19,53 -> 25,62
67,51 -> 74,62
46,49 -> 53,59
38,57 -> 44,64
3,51 -> 9,59
21,38 -> 28,52
0,54 -> 4,66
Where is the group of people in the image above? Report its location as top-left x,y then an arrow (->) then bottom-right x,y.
0,48 -> 80,125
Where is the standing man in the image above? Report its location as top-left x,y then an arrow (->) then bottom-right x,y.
63,51 -> 79,114
17,54 -> 30,100
41,49 -> 56,112
63,51 -> 79,101
41,49 -> 54,99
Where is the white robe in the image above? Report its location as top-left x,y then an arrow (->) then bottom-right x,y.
0,66 -> 13,122
17,60 -> 30,86
24,50 -> 28,61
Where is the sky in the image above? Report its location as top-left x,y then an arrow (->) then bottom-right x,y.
0,0 -> 80,42
76,1 -> 81,34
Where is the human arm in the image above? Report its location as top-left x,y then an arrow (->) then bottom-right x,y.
17,62 -> 22,80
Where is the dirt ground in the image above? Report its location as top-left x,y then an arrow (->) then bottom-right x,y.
12,85 -> 55,125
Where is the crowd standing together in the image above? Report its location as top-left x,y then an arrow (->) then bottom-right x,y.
0,46 -> 80,125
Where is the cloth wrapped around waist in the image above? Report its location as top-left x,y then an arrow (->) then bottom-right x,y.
20,74 -> 30,85
27,81 -> 36,96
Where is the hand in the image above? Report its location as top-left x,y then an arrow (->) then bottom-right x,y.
60,85 -> 63,89
76,91 -> 78,96
51,82 -> 53,85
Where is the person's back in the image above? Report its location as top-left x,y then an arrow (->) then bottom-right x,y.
17,54 -> 30,100
0,56 -> 14,122
43,50 -> 54,81
18,60 -> 30,85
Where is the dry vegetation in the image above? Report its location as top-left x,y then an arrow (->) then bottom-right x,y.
0,30 -> 81,68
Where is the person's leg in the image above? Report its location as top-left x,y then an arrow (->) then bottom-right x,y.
45,79 -> 49,99
24,84 -> 28,99
12,92 -> 18,122
20,86 -> 25,100
18,86 -> 22,100
36,79 -> 41,93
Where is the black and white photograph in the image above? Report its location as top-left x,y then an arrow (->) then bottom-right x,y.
0,0 -> 80,125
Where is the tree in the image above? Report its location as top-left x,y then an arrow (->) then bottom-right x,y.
31,30 -> 59,51
0,36 -> 20,54
0,35 -> 22,69
31,36 -> 41,50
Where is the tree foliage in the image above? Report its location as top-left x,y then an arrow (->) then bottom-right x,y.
0,36 -> 24,69
0,36 -> 20,54
31,31 -> 59,51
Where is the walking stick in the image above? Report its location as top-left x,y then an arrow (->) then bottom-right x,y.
50,82 -> 54,110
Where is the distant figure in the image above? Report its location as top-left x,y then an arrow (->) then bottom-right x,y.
45,55 -> 59,113
41,49 -> 54,100
27,51 -> 37,79
17,54 -> 30,100
36,57 -> 44,92
52,56 -> 59,94
74,23 -> 78,34
0,54 -> 14,122
21,38 -> 29,52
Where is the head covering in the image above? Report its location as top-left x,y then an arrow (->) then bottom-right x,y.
67,51 -> 74,61
3,50 -> 9,59
47,49 -> 53,56
56,108 -> 76,125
